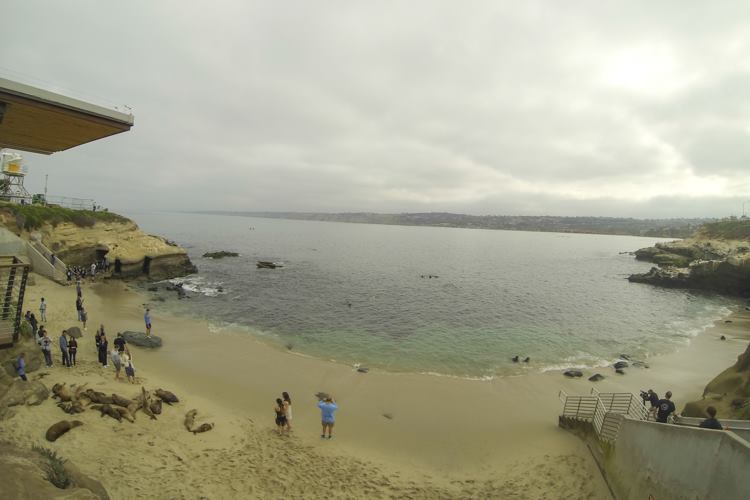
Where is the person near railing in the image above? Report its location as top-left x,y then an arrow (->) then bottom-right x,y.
655,391 -> 676,423
699,406 -> 725,430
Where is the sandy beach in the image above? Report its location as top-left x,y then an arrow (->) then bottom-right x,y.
2,273 -> 748,499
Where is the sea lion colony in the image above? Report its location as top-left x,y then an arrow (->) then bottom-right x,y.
47,383 -> 214,437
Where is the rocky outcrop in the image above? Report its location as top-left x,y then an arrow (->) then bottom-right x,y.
122,331 -> 162,348
202,251 -> 239,259
33,220 -> 195,281
629,221 -> 750,295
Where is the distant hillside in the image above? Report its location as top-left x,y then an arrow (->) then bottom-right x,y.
199,211 -> 712,238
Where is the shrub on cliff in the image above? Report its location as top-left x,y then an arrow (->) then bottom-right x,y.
0,202 -> 130,230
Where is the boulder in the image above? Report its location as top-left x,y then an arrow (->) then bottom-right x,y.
588,374 -> 605,382
615,368 -> 626,375
613,361 -> 629,369
0,380 -> 49,418
66,326 -> 83,339
202,251 -> 239,259
121,331 -> 162,348
563,370 -> 583,378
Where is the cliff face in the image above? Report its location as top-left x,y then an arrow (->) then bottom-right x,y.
629,221 -> 750,295
35,220 -> 196,280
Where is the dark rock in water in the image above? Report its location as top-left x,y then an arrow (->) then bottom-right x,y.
203,251 -> 239,259
613,361 -> 629,369
563,370 -> 583,378
382,413 -> 394,420
147,286 -> 159,292
523,357 -> 530,363
511,356 -> 519,363
588,374 -> 605,382
257,261 -> 282,269
720,335 -> 727,340
66,326 -> 82,339
631,361 -> 650,369
615,368 -> 625,375
725,320 -> 733,323
122,331 -> 162,348
618,354 -> 631,360
357,367 -> 369,373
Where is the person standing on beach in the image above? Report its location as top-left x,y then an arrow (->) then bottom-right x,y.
75,296 -> 83,322
76,279 -> 82,297
283,392 -> 293,430
123,348 -> 135,383
318,396 -> 338,439
40,330 -> 52,367
98,333 -> 109,368
144,308 -> 152,337
29,313 -> 38,337
39,297 -> 47,322
59,331 -> 71,368
111,348 -> 122,380
114,332 -> 126,353
81,308 -> 88,331
68,335 -> 78,366
699,406 -> 724,430
16,353 -> 27,381
656,391 -> 676,423
274,398 -> 288,435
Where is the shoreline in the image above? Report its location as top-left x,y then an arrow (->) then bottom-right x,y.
4,274 -> 748,498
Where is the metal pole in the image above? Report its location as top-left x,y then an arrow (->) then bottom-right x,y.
743,200 -> 750,218
44,174 -> 48,205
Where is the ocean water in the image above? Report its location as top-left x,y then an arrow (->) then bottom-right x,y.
127,211 -> 739,378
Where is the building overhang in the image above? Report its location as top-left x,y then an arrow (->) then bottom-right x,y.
0,77 -> 134,155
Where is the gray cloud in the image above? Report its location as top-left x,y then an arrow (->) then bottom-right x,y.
1,0 -> 749,218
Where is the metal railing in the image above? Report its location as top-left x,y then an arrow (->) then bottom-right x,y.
562,389 -> 652,443
0,257 -> 30,347
44,195 -> 95,211
30,240 -> 67,278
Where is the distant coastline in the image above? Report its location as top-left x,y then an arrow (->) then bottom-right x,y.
193,210 -> 711,238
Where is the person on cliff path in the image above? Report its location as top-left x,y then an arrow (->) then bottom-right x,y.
318,396 -> 338,439
39,297 -> 47,322
16,352 -> 27,381
699,406 -> 725,430
144,308 -> 152,337
655,391 -> 676,423
76,279 -> 82,298
59,331 -> 71,368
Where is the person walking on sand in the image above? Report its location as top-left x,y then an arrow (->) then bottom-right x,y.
318,396 -> 338,439
144,308 -> 152,337
68,335 -> 78,366
59,331 -> 71,368
111,348 -> 122,380
81,308 -> 88,331
40,330 -> 53,367
29,313 -> 38,337
98,333 -> 109,368
76,279 -> 82,298
123,349 -> 135,383
282,392 -> 293,430
75,296 -> 83,321
39,297 -> 47,322
16,352 -> 27,381
656,391 -> 676,423
274,398 -> 289,435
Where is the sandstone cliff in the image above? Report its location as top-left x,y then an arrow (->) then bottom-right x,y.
0,205 -> 196,281
628,220 -> 750,295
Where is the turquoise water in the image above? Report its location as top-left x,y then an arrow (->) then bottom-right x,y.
128,211 -> 738,378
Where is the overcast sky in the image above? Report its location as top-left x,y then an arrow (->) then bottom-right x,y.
2,1 -> 749,218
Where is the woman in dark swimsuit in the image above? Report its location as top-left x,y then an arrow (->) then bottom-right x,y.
274,398 -> 288,435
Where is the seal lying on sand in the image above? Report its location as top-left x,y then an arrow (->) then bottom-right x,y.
91,404 -> 122,422
57,401 -> 85,415
184,409 -> 197,431
149,399 -> 163,415
192,423 -> 214,434
111,393 -> 134,408
155,389 -> 179,405
46,420 -> 83,442
85,389 -> 114,405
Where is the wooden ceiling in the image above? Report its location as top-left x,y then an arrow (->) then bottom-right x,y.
0,79 -> 133,155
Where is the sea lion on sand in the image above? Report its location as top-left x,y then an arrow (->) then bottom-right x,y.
149,399 -> 163,415
57,401 -> 85,414
111,394 -> 134,408
185,409 -> 197,431
155,389 -> 179,405
113,406 -> 135,423
46,420 -> 83,442
52,383 -> 74,402
141,387 -> 157,420
84,389 -> 113,405
91,404 -> 122,422
192,423 -> 214,434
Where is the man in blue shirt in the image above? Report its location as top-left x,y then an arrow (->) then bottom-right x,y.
144,309 -> 152,337
318,396 -> 338,439
16,352 -> 27,381
59,331 -> 71,368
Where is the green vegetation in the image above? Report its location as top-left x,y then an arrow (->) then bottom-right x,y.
698,218 -> 750,241
0,202 -> 130,230
32,445 -> 70,489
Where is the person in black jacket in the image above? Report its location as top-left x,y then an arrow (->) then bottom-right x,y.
656,391 -> 676,423
699,406 -> 724,430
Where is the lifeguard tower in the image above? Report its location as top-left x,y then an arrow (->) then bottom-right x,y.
0,149 -> 31,204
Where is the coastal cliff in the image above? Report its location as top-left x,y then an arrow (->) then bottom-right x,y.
0,203 -> 196,280
628,219 -> 750,295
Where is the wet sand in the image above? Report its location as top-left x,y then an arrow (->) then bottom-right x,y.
4,274 -> 748,498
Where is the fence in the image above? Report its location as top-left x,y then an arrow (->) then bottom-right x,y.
559,389 -> 650,443
44,195 -> 95,210
0,256 -> 30,347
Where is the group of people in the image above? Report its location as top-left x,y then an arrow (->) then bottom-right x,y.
65,259 -> 109,282
273,393 -> 339,439
643,389 -> 726,430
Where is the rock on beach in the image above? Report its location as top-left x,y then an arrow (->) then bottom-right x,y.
122,331 -> 163,348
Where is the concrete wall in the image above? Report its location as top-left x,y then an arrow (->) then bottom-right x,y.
605,417 -> 750,500
0,227 -> 26,256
